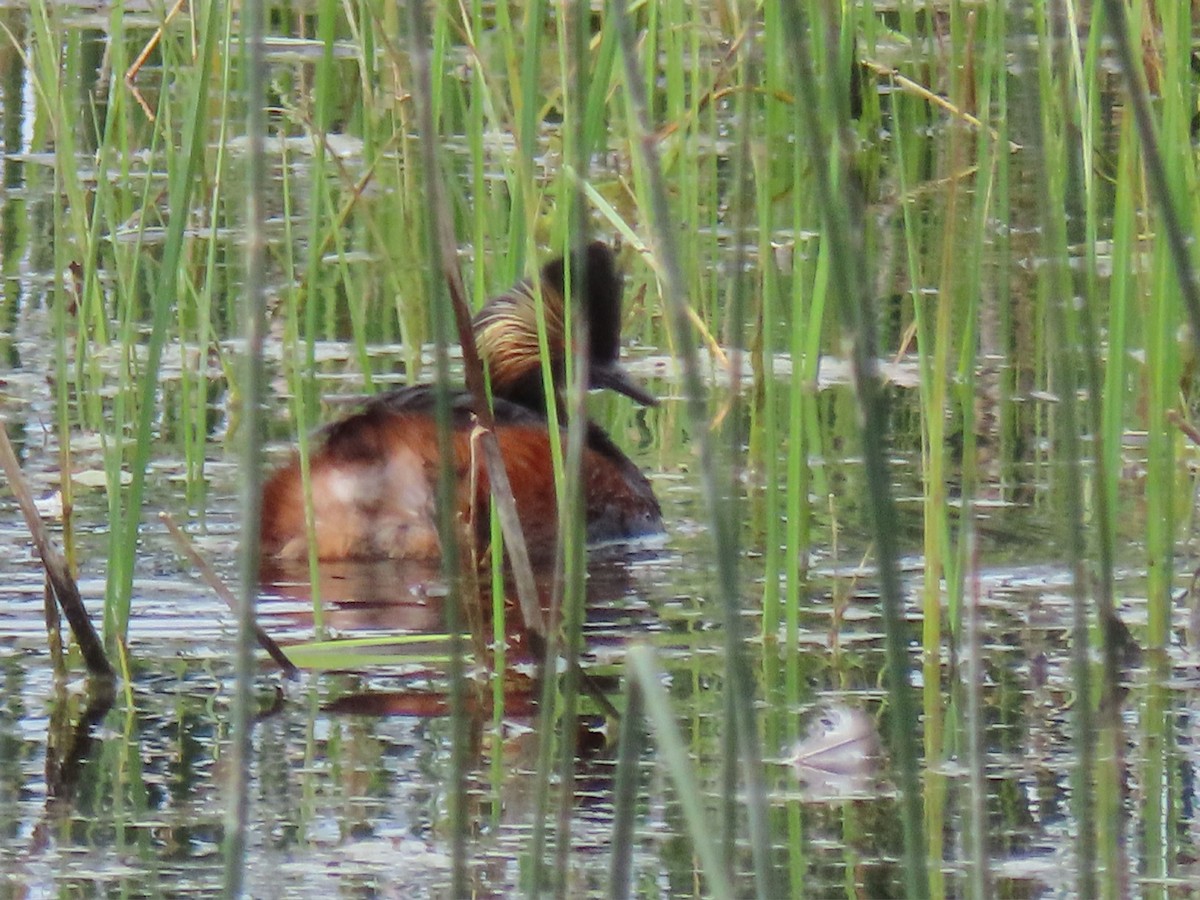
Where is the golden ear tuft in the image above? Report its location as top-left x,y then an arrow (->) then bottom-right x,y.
472,281 -> 564,392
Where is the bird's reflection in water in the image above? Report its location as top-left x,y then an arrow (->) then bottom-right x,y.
256,540 -> 667,719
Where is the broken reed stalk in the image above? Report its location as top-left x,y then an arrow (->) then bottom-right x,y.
403,5 -> 543,641
0,422 -> 113,678
159,512 -> 298,677
442,258 -> 545,637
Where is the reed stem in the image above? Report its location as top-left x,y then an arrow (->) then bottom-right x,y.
222,0 -> 267,889
780,3 -> 928,894
613,2 -> 776,894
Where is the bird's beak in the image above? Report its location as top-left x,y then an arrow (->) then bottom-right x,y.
590,362 -> 659,407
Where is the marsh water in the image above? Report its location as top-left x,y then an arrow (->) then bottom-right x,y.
3,2 -> 1200,898
6,337 -> 1141,899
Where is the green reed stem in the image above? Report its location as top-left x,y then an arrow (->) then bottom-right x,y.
504,4 -> 591,890
23,0 -> 90,574
1107,3 -> 1195,894
103,153 -> 158,650
287,0 -> 345,631
508,0 -> 548,256
626,645 -> 734,900
719,7 -> 757,872
1102,92 -> 1139,900
919,19 -> 975,886
758,199 -> 782,646
784,233 -> 814,714
404,3 -> 469,892
962,528 -> 990,898
456,0 -> 511,723
1142,660 -> 1173,900
274,136 -> 323,637
1102,41 -> 1195,844
223,0 -> 267,891
465,0 -> 490,291
1060,0 -> 1131,889
609,674 -> 644,899
613,2 -> 776,894
944,21 -> 986,638
780,2 -> 928,894
1027,5 -> 1098,892
185,5 -> 237,517
1098,0 -> 1200,372
758,4 -> 787,633
549,2 -> 599,892
108,0 -> 220,645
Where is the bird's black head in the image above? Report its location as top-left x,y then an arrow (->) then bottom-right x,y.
473,242 -> 657,411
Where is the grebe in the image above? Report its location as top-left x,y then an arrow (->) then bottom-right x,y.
259,242 -> 662,563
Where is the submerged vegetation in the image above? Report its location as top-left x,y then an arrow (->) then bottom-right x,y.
0,0 -> 1198,895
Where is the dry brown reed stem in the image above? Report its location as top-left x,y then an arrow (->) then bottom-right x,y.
859,58 -> 1021,151
1167,408 -> 1200,448
0,423 -> 113,678
124,0 -> 187,121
